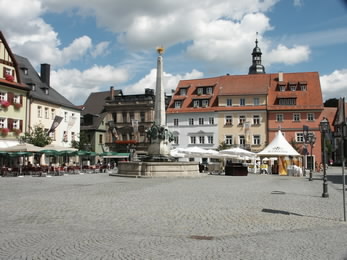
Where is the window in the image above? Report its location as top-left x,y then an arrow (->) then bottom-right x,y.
199,118 -> 204,125
207,136 -> 214,144
189,118 -> 194,125
300,83 -> 307,91
289,84 -> 297,91
279,84 -> 286,91
64,112 -> 68,122
226,98 -> 232,106
206,87 -> 213,94
193,100 -> 199,107
239,135 -> 245,145
129,112 -> 134,121
13,119 -> 20,129
240,98 -> 245,106
239,115 -> 246,125
179,88 -> 187,96
140,112 -> 145,122
225,135 -> 233,145
279,98 -> 296,105
63,131 -> 68,142
199,136 -> 205,144
202,100 -> 209,107
0,118 -> 7,128
197,88 -> 203,95
209,117 -> 214,125
296,132 -> 304,143
174,101 -> 181,108
293,113 -> 300,122
99,134 -> 103,144
13,95 -> 20,104
253,115 -> 260,125
307,113 -> 314,121
0,92 -> 6,101
38,106 -> 42,118
225,115 -> 233,125
276,114 -> 283,122
190,136 -> 196,144
253,97 -> 259,106
173,135 -> 179,144
51,109 -> 55,119
122,112 -> 127,122
253,135 -> 260,145
71,132 -> 75,141
173,118 -> 179,126
45,108 -> 49,119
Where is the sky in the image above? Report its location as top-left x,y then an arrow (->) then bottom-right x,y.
1,0 -> 347,105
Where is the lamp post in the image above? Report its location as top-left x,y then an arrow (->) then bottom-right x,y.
319,118 -> 330,198
308,134 -> 316,181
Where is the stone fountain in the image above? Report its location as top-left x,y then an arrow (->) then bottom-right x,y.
115,47 -> 199,177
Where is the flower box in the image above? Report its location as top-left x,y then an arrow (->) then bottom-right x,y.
1,128 -> 9,136
0,101 -> 10,108
13,103 -> 22,109
12,129 -> 22,135
5,74 -> 14,82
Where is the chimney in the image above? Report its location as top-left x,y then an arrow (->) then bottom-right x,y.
110,86 -> 115,100
278,71 -> 283,82
40,64 -> 50,87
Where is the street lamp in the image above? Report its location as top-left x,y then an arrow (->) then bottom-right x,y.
308,134 -> 316,181
319,117 -> 330,198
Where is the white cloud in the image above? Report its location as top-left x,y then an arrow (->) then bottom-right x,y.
124,69 -> 204,95
50,65 -> 129,105
266,44 -> 310,65
91,41 -> 110,58
320,69 -> 347,101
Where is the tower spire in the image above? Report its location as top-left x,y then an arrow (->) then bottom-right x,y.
248,32 -> 265,74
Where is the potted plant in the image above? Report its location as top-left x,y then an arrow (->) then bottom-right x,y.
5,74 -> 14,82
13,129 -> 21,136
1,128 -> 9,136
0,100 -> 10,108
13,103 -> 22,109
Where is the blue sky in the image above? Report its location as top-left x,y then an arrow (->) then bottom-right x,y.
1,0 -> 347,105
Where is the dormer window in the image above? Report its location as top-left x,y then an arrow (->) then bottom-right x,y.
278,84 -> 286,91
174,100 -> 181,108
21,67 -> 28,75
197,88 -> 203,95
289,82 -> 297,91
299,82 -> 307,91
193,100 -> 199,107
206,87 -> 213,94
179,88 -> 187,96
202,100 -> 209,107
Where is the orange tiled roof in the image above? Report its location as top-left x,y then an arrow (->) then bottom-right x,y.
267,72 -> 323,111
167,72 -> 323,114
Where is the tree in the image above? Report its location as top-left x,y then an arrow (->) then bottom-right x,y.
71,131 -> 91,151
19,124 -> 52,147
217,141 -> 231,151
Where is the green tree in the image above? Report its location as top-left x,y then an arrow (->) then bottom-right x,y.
217,141 -> 231,151
19,124 -> 52,147
71,131 -> 91,151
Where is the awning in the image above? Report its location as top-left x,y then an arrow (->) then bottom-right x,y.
102,153 -> 130,159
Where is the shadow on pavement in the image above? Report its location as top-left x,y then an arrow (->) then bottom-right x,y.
262,208 -> 303,216
327,175 -> 347,185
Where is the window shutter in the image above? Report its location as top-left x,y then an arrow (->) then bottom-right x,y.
8,118 -> 13,131
7,92 -> 14,104
20,120 -> 23,131
20,95 -> 23,105
2,67 -> 5,78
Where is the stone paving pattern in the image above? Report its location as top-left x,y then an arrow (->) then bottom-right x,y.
0,168 -> 347,259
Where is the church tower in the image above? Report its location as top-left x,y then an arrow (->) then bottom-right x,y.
248,36 -> 265,74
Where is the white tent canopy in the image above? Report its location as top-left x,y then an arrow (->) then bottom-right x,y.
257,130 -> 300,156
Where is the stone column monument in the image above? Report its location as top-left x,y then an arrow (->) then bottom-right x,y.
146,47 -> 174,160
115,47 -> 199,177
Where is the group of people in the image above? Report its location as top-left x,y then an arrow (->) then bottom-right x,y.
315,161 -> 329,172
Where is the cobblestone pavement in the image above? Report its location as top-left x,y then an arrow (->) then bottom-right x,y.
0,168 -> 347,260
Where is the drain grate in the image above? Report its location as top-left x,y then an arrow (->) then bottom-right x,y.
189,235 -> 214,240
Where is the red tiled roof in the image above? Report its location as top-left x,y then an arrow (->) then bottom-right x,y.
267,72 -> 323,111
167,72 -> 323,114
